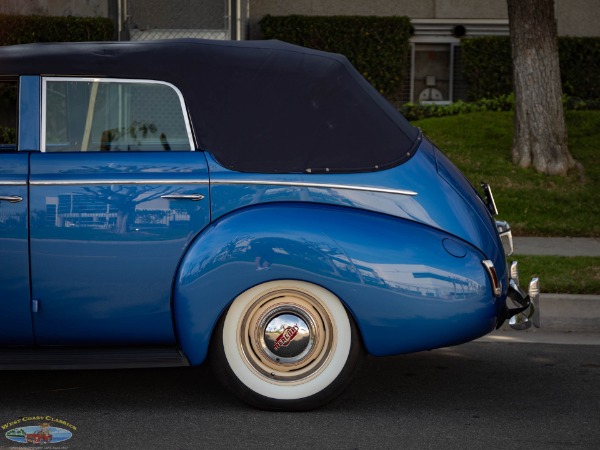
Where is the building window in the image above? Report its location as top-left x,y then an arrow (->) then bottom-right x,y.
407,20 -> 509,104
412,43 -> 454,104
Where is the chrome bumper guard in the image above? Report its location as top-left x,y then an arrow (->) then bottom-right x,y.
497,261 -> 541,330
496,220 -> 513,256
486,192 -> 540,330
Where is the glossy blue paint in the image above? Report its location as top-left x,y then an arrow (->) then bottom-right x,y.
0,153 -> 33,345
206,138 -> 503,274
434,145 -> 506,288
174,203 -> 498,365
18,76 -> 40,151
28,151 -> 210,345
1,43 -> 517,393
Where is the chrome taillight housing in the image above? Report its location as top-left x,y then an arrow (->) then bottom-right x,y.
482,260 -> 502,297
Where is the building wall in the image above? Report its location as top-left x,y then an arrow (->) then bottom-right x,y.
248,0 -> 600,38
250,0 -> 507,19
556,0 -> 600,37
248,0 -> 509,38
127,0 -> 226,30
0,0 -> 109,17
2,0 -> 596,40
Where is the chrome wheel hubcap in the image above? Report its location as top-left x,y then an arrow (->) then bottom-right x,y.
261,307 -> 314,362
239,288 -> 335,383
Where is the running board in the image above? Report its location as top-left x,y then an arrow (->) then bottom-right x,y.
0,347 -> 190,370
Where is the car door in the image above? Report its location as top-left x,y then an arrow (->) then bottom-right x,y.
0,77 -> 33,345
29,77 -> 210,345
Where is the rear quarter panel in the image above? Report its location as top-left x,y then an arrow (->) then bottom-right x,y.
174,203 -> 498,365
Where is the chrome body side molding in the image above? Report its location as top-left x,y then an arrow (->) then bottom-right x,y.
211,179 -> 418,197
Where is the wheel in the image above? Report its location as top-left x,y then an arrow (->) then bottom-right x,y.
210,280 -> 362,411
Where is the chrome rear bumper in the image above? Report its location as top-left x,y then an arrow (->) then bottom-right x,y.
497,261 -> 540,330
484,195 -> 540,330
493,220 -> 540,330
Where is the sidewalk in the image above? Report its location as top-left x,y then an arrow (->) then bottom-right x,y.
513,236 -> 600,257
508,237 -> 600,334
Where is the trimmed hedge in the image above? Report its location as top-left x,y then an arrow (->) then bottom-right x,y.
0,14 -> 114,45
559,37 -> 600,99
259,15 -> 412,101
0,125 -> 16,144
400,95 -> 514,121
0,81 -> 17,143
461,37 -> 512,101
400,94 -> 600,121
461,36 -> 600,101
0,15 -> 113,142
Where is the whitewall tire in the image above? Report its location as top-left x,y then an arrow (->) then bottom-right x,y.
211,280 -> 362,411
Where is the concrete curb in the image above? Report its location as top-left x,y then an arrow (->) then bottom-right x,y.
538,294 -> 600,332
506,238 -> 599,334
501,293 -> 600,333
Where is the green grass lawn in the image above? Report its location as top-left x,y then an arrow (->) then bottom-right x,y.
413,111 -> 600,237
514,255 -> 600,295
413,111 -> 600,294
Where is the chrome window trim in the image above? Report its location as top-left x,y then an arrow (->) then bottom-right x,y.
211,179 -> 418,196
41,77 -> 195,152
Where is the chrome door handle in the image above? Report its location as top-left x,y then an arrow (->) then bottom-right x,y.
160,194 -> 205,201
0,195 -> 23,203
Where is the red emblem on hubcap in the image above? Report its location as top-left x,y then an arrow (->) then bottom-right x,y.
273,324 -> 299,351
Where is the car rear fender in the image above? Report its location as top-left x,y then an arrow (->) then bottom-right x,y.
173,203 -> 500,365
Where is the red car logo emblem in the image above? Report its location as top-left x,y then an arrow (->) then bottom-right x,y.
273,324 -> 299,351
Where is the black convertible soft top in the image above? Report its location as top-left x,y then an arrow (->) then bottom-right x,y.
0,39 -> 419,173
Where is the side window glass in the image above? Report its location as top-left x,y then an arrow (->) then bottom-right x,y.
0,79 -> 18,151
44,78 -> 193,152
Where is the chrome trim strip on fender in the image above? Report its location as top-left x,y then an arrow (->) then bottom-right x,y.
30,179 -> 209,186
27,178 -> 415,196
0,181 -> 27,186
211,179 -> 418,196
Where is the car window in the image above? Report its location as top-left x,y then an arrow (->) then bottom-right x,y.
43,78 -> 193,152
0,78 -> 18,151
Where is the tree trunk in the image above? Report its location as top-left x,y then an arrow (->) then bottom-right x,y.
507,0 -> 575,176
116,207 -> 134,234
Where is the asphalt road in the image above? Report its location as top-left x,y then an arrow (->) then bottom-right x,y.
1,338 -> 599,450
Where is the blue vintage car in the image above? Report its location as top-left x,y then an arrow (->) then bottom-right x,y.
0,39 -> 538,410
